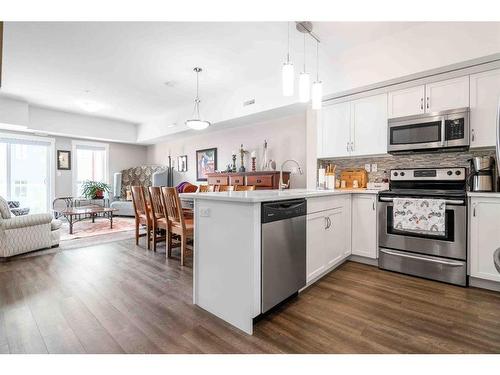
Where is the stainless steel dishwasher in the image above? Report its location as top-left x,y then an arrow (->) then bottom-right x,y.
261,199 -> 307,313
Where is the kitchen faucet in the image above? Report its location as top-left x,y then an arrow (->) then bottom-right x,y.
279,159 -> 303,190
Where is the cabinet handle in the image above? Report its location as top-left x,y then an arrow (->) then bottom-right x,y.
426,96 -> 430,109
420,98 -> 423,110
473,205 -> 476,217
325,217 -> 329,229
372,201 -> 375,210
346,143 -> 349,152
471,129 -> 475,142
351,142 -> 354,152
256,179 -> 261,183
327,217 -> 332,229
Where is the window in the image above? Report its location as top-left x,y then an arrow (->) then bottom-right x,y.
72,141 -> 109,196
0,134 -> 55,213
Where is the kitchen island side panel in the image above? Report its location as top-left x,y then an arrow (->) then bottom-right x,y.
193,199 -> 261,335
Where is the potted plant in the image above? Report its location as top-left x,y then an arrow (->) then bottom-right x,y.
81,180 -> 111,199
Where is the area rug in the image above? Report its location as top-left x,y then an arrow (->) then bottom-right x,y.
60,216 -> 136,241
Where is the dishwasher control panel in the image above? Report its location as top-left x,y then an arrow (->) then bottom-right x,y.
261,199 -> 307,224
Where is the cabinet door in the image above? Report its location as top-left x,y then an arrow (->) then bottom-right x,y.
470,199 -> 500,282
351,195 -> 378,259
425,76 -> 469,113
320,101 -> 351,158
306,211 -> 327,283
388,85 -> 425,118
324,207 -> 347,268
351,93 -> 388,156
470,69 -> 500,148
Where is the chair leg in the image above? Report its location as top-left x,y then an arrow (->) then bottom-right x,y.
135,220 -> 139,246
167,231 -> 172,259
152,224 -> 157,252
180,235 -> 186,266
147,225 -> 151,250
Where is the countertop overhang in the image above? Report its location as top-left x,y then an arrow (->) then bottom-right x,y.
180,188 -> 380,203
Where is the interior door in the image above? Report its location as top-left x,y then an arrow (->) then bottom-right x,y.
320,101 -> 351,157
388,85 -> 425,118
351,93 -> 388,156
9,142 -> 50,213
425,76 -> 469,113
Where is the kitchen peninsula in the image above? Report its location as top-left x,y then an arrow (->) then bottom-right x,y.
181,188 -> 379,334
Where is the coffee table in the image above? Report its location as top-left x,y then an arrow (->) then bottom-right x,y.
53,205 -> 118,234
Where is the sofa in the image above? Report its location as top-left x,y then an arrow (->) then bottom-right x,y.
0,196 -> 61,258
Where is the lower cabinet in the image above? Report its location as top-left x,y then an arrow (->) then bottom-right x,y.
469,197 -> 500,282
306,195 -> 351,283
351,194 -> 378,259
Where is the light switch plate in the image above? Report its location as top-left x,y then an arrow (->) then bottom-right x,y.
200,208 -> 211,217
364,164 -> 371,172
371,163 -> 378,172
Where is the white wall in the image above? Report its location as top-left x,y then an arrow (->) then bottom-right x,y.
147,113 -> 307,188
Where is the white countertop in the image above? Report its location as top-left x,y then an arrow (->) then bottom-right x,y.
180,188 -> 380,203
467,191 -> 500,198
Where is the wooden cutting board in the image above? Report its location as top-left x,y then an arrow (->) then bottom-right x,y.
340,168 -> 368,188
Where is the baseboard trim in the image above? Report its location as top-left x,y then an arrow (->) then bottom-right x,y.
348,254 -> 378,266
469,277 -> 500,292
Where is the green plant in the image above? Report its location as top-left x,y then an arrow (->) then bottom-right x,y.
80,180 -> 111,199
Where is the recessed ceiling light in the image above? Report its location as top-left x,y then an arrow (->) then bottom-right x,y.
164,81 -> 176,87
75,99 -> 106,113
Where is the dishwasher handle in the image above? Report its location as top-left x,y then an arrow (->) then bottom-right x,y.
261,199 -> 307,223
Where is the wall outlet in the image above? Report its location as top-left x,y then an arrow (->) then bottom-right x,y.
200,208 -> 211,217
364,164 -> 371,172
371,163 -> 378,172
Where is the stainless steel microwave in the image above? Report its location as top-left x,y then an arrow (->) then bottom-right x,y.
387,108 -> 469,153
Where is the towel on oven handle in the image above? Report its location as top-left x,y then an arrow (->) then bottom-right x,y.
393,198 -> 445,234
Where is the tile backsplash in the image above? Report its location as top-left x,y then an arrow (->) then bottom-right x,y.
319,148 -> 496,182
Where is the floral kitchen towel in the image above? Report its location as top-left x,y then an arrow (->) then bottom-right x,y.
393,198 -> 445,234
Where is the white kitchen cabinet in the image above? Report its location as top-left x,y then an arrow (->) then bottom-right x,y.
469,197 -> 500,283
319,101 -> 351,158
306,196 -> 351,283
469,68 -> 500,148
351,195 -> 378,259
425,76 -> 469,113
318,94 -> 388,158
388,76 -> 470,118
388,85 -> 425,118
351,94 -> 388,156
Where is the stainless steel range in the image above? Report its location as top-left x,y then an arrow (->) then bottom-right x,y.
378,167 -> 467,286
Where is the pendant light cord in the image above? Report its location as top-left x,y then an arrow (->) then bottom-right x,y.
303,33 -> 306,72
316,40 -> 319,81
286,22 -> 290,63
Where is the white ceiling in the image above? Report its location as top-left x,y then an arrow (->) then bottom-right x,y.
1,22 -> 421,125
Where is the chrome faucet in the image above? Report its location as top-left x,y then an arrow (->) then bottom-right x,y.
279,159 -> 303,190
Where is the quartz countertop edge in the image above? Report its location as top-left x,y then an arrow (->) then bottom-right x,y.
180,189 -> 380,203
467,191 -> 500,198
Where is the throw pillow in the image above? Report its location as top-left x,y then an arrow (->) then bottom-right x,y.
0,196 -> 12,219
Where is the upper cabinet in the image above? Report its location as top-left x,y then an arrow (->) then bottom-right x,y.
469,68 -> 500,148
318,93 -> 388,158
388,76 -> 470,118
388,85 -> 425,118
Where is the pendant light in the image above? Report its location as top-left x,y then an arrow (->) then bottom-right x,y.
185,67 -> 211,130
298,33 -> 310,103
282,22 -> 294,97
311,40 -> 323,110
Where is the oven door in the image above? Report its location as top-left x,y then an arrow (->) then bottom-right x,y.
388,115 -> 445,152
378,197 -> 467,260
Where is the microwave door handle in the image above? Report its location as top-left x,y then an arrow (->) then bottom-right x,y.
441,118 -> 446,147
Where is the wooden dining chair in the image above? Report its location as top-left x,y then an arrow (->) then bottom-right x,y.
131,186 -> 152,249
234,185 -> 256,191
161,187 -> 194,266
148,186 -> 168,251
218,185 -> 235,192
199,185 -> 214,192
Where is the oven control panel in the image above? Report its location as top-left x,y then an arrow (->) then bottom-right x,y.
391,168 -> 466,181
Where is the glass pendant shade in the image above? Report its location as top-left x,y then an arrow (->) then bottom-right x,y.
186,119 -> 210,130
311,80 -> 323,110
185,67 -> 210,131
299,72 -> 310,103
282,62 -> 294,96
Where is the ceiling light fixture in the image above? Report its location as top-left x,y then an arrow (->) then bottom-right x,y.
298,33 -> 310,103
311,40 -> 323,110
282,22 -> 294,97
185,67 -> 211,131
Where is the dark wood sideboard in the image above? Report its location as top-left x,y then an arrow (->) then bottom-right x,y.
205,171 -> 291,190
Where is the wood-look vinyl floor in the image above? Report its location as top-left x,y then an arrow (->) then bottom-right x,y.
1,239 -> 500,354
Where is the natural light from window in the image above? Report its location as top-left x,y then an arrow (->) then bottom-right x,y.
73,142 -> 108,197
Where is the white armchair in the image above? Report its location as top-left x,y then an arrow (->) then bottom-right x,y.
0,197 -> 61,258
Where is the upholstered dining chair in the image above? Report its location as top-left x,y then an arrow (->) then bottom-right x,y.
161,187 -> 194,266
218,185 -> 235,192
199,185 -> 214,192
234,185 -> 256,191
148,186 -> 168,251
131,186 -> 152,249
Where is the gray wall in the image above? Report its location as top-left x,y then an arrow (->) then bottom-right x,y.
147,113 -> 307,188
